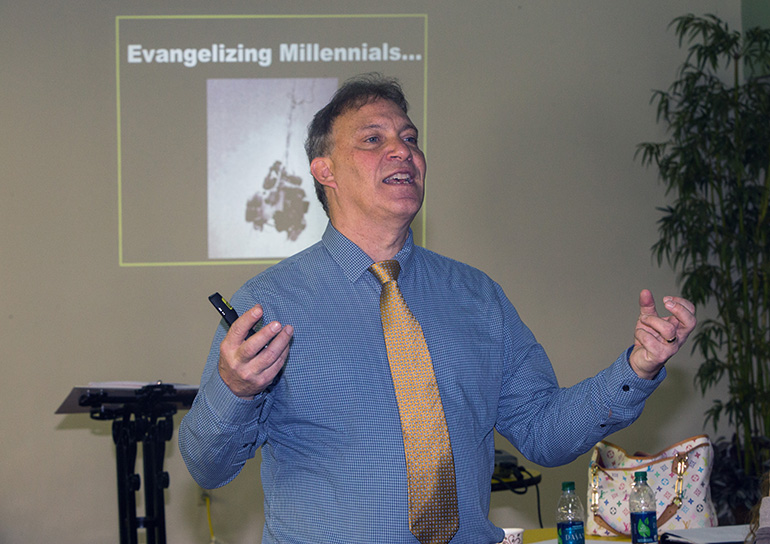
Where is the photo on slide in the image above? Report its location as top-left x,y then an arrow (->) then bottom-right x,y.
207,78 -> 337,259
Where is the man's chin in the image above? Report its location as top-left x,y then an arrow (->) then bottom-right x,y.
394,200 -> 422,223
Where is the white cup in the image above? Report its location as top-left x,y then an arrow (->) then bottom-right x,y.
501,527 -> 524,544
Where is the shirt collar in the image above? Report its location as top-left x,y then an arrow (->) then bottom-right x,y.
321,222 -> 415,284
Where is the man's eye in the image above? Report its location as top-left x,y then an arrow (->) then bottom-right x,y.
404,136 -> 418,144
365,136 -> 379,143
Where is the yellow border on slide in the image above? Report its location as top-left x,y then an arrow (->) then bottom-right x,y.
115,14 -> 428,267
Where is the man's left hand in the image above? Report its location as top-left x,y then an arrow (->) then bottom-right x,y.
629,289 -> 696,380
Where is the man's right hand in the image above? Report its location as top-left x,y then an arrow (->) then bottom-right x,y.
217,304 -> 293,399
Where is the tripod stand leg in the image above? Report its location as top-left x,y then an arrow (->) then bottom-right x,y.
142,416 -> 171,544
113,417 -> 140,544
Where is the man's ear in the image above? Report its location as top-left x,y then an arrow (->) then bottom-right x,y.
310,157 -> 336,189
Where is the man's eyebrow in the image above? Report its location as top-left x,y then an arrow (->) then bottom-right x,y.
355,123 -> 385,133
355,122 -> 419,134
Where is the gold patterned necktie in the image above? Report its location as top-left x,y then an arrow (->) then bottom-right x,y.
369,260 -> 459,544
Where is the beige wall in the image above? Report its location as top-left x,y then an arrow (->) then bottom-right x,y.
0,1 -> 741,542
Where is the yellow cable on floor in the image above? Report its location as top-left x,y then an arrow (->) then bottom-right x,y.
204,492 -> 216,543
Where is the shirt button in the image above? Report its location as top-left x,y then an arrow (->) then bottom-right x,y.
622,385 -> 630,392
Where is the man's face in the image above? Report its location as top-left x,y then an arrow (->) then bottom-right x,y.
312,98 -> 426,231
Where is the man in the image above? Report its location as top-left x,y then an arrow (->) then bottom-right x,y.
179,73 -> 696,543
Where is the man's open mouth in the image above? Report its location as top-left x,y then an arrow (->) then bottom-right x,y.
383,173 -> 414,185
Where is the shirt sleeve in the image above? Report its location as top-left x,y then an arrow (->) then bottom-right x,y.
178,302 -> 273,489
494,287 -> 665,467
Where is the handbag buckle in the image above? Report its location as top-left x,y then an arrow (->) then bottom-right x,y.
590,463 -> 600,514
673,452 -> 689,507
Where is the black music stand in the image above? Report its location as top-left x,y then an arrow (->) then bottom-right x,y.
57,382 -> 198,544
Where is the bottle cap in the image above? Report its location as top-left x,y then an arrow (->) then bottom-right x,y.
562,481 -> 576,491
634,471 -> 648,482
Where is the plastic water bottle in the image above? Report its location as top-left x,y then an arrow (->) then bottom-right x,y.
556,481 -> 585,544
629,471 -> 658,544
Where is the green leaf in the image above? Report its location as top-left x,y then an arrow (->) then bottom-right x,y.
638,518 -> 651,538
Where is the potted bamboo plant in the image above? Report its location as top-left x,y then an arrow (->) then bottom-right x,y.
637,13 -> 770,524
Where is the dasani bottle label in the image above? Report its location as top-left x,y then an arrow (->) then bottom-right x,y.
557,521 -> 585,544
630,511 -> 657,544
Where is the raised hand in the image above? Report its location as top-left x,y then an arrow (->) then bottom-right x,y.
629,289 -> 696,379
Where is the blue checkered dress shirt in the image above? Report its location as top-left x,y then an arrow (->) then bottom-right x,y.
179,222 -> 664,543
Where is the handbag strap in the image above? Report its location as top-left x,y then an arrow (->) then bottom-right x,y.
591,513 -> 626,536
659,502 -> 680,526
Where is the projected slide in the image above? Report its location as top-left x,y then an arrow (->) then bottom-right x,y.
116,14 -> 427,266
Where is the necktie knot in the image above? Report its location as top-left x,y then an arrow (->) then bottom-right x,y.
369,260 -> 401,285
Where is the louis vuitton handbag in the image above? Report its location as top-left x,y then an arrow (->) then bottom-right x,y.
586,435 -> 718,536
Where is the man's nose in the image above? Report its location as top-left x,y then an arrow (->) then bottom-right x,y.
388,138 -> 412,160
